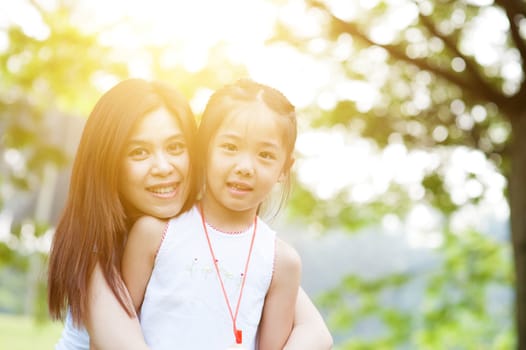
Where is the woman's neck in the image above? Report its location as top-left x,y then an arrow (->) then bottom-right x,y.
199,195 -> 257,233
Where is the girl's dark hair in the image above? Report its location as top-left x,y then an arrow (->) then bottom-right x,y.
197,79 -> 297,217
47,78 -> 199,325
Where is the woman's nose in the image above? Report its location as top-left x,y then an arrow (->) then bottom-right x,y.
151,152 -> 173,176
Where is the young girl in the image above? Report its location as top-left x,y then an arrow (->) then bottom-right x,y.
122,79 -> 302,349
48,78 -> 332,349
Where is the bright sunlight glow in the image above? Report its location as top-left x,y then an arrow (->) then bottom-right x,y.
2,0 -> 511,250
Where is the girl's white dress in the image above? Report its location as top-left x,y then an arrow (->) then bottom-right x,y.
140,205 -> 276,350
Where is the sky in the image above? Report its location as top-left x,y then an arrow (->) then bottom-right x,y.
0,0 -> 511,251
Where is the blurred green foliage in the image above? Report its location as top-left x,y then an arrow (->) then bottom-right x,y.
0,0 -> 522,349
0,313 -> 62,349
275,0 -> 522,348
317,228 -> 513,349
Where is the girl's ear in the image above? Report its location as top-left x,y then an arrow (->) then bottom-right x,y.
278,157 -> 295,183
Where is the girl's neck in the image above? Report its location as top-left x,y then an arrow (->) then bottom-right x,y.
199,196 -> 257,233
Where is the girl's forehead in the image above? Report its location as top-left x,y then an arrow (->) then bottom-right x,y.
219,101 -> 283,130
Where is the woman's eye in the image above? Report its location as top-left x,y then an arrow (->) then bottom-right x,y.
168,142 -> 186,154
221,143 -> 237,152
128,148 -> 148,158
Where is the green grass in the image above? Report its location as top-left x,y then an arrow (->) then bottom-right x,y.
0,313 -> 63,350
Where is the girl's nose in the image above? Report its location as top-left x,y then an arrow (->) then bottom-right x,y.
234,153 -> 255,176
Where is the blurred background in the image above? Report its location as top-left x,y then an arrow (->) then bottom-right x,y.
0,0 -> 522,349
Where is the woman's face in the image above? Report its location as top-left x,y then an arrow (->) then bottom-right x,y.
119,107 -> 191,220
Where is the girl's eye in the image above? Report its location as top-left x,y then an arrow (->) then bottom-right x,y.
260,151 -> 276,160
167,142 -> 186,154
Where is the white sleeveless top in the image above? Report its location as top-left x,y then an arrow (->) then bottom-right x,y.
140,205 -> 276,350
55,311 -> 90,350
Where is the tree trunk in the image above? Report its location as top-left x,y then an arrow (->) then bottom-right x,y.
509,113 -> 526,349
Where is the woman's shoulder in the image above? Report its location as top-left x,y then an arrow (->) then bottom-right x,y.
274,237 -> 302,274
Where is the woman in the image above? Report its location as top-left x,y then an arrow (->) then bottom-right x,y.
47,78 -> 333,349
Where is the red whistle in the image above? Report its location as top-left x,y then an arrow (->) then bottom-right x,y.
235,329 -> 243,344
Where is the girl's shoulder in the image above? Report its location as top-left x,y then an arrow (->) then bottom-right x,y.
127,216 -> 168,256
132,215 -> 167,235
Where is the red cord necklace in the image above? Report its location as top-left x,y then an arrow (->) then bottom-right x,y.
199,204 -> 257,347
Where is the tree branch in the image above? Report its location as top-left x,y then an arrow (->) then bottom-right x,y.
330,14 -> 507,106
417,12 -> 501,101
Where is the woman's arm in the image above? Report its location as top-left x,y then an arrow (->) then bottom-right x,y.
85,263 -> 150,350
258,239 -> 302,350
284,287 -> 334,350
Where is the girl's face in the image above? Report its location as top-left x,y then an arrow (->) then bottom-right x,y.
204,102 -> 289,218
119,107 -> 190,220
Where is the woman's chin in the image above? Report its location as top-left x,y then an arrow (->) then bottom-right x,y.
146,203 -> 184,219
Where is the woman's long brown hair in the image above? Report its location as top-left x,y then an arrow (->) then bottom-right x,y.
47,79 -> 199,325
